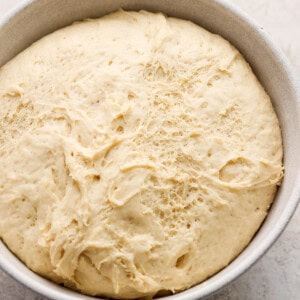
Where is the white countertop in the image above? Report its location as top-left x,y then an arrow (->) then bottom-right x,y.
0,1 -> 299,299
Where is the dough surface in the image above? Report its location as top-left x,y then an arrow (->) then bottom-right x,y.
0,10 -> 283,299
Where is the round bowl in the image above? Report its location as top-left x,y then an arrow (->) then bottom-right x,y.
0,0 -> 299,299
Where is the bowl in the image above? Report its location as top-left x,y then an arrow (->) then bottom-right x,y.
0,0 -> 299,299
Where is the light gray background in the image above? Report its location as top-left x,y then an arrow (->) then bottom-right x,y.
0,0 -> 299,299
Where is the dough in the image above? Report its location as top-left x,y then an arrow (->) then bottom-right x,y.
0,10 -> 283,299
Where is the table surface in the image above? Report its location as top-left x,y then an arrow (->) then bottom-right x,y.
0,1 -> 299,300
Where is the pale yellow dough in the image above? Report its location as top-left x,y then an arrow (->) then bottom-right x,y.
0,10 -> 283,299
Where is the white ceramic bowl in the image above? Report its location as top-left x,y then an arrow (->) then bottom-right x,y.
0,1 -> 299,299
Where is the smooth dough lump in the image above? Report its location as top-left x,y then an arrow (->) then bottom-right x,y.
0,10 -> 283,299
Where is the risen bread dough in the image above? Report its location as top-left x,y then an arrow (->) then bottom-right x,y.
0,10 -> 283,299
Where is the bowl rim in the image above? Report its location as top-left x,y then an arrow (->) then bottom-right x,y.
0,0 -> 300,299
